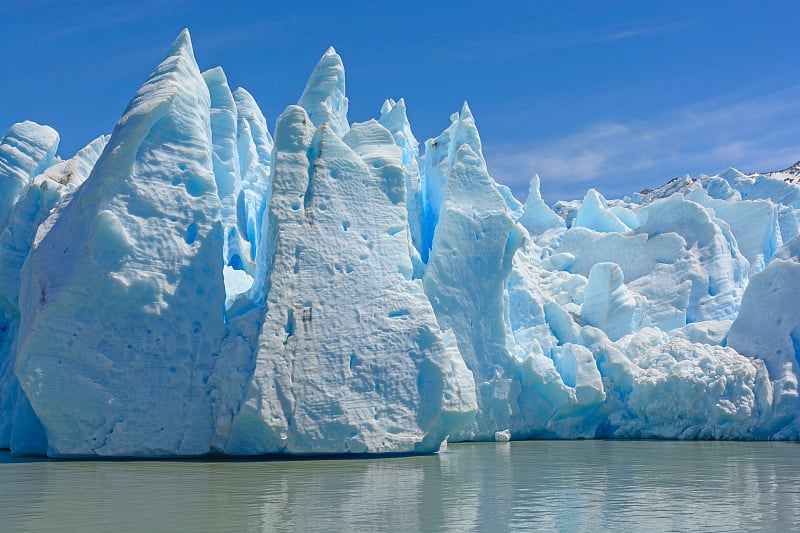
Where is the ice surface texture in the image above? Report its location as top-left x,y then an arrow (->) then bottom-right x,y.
13,31 -> 227,457
1,30 -> 800,456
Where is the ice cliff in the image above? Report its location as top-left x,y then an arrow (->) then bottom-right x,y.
1,30 -> 799,457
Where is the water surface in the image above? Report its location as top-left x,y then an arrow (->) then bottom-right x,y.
2,441 -> 798,531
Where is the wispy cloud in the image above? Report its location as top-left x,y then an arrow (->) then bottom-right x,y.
37,0 -> 190,41
438,19 -> 695,63
591,20 -> 693,44
483,86 -> 800,202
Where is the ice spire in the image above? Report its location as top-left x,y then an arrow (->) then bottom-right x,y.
420,101 -> 486,263
0,122 -> 59,231
298,46 -> 349,137
14,28 -> 225,457
574,189 -> 630,233
233,87 -> 273,271
203,67 -> 243,275
423,143 -> 521,440
379,98 -> 425,271
519,174 -> 565,235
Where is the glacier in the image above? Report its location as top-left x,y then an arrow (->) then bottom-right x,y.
1,30 -> 800,457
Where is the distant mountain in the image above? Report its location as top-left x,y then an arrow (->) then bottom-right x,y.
764,161 -> 800,185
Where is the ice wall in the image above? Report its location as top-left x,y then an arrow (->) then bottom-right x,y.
1,30 -> 799,456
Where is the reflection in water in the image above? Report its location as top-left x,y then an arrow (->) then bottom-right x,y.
2,441 -> 799,532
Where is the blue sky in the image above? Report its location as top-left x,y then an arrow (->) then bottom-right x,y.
1,1 -> 798,202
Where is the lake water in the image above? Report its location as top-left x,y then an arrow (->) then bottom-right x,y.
2,441 -> 799,532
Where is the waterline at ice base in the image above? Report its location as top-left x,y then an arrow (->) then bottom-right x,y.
2,30 -> 800,457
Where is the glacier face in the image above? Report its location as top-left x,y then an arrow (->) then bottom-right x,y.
1,30 -> 800,457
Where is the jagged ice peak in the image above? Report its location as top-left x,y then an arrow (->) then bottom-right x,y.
1,30 -> 800,457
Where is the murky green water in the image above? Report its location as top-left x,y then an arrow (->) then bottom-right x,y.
2,441 -> 798,532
